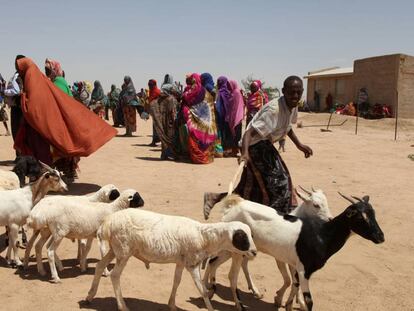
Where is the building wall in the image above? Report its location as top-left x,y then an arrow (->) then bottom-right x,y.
306,75 -> 353,111
353,54 -> 399,116
398,55 -> 414,118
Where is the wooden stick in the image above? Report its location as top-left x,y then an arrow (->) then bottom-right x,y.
228,161 -> 245,195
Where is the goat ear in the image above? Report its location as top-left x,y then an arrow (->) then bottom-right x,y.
362,195 -> 369,203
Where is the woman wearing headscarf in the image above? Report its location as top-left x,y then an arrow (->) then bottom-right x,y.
89,80 -> 105,118
120,76 -> 138,136
216,76 -> 233,155
108,84 -> 123,126
200,73 -> 222,159
45,58 -> 73,96
149,74 -> 181,160
147,79 -> 161,146
182,73 -> 216,164
246,80 -> 268,126
223,80 -> 244,157
14,56 -> 116,179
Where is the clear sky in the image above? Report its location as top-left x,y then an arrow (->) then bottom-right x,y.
1,0 -> 413,91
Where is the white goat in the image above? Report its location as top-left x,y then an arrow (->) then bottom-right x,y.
0,165 -> 68,267
203,186 -> 332,306
24,184 -> 120,275
27,189 -> 144,283
209,194 -> 384,311
86,209 -> 257,311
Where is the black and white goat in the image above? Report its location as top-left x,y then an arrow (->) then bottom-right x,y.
211,193 -> 384,311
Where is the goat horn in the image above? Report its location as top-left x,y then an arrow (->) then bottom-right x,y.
295,188 -> 309,202
39,161 -> 54,173
298,185 -> 312,195
338,192 -> 356,204
311,186 -> 316,192
351,196 -> 363,202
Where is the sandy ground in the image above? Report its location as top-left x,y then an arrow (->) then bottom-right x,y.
0,112 -> 413,311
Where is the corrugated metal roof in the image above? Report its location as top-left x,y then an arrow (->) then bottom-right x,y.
304,67 -> 353,78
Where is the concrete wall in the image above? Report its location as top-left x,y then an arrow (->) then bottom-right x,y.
398,55 -> 414,118
306,75 -> 353,111
353,54 -> 399,116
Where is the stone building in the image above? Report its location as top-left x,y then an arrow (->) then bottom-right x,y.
304,53 -> 414,118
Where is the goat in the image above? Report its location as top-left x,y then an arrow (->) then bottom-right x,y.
27,189 -> 143,283
209,193 -> 384,311
0,156 -> 43,246
0,163 -> 67,267
85,209 -> 257,311
23,184 -> 120,275
204,186 -> 333,306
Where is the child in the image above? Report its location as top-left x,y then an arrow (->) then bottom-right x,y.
0,98 -> 10,136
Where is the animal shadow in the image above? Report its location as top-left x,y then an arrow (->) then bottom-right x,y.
55,182 -> 101,195
79,297 -> 181,311
188,284 -> 275,311
0,160 -> 15,166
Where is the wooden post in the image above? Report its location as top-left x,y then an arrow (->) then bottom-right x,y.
394,91 -> 398,141
355,99 -> 359,135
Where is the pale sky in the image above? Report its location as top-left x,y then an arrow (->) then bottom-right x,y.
1,0 -> 413,91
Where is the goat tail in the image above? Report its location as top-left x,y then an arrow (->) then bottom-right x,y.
97,218 -> 112,242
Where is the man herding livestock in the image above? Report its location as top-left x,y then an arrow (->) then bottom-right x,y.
204,76 -> 313,216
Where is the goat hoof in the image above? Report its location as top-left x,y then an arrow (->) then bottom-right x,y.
50,278 -> 62,284
252,290 -> 263,299
285,301 -> 293,311
102,268 -> 111,277
236,303 -> 246,311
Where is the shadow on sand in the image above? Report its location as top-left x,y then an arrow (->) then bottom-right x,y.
78,297 -> 179,311
17,258 -> 114,283
135,156 -> 162,162
0,160 -> 15,166
187,284 -> 276,311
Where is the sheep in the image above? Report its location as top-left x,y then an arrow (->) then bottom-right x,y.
0,156 -> 42,190
23,184 -> 121,275
85,209 -> 258,311
0,163 -> 68,267
27,189 -> 144,283
203,186 -> 333,306
208,193 -> 384,311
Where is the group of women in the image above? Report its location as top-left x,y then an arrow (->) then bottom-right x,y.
147,73 -> 269,164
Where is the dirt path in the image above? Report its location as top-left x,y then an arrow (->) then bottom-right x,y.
0,113 -> 413,311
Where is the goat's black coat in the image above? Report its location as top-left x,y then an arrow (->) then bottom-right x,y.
12,156 -> 42,187
295,201 -> 384,279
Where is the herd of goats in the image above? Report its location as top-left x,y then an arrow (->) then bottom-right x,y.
0,156 -> 385,311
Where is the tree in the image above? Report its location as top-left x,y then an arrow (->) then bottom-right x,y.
241,74 -> 280,101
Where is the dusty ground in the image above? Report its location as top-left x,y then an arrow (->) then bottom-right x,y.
0,112 -> 413,311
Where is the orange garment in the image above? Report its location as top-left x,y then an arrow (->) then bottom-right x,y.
188,134 -> 214,164
16,58 -> 116,157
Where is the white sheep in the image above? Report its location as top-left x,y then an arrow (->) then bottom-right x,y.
26,189 -> 144,283
0,169 -> 20,190
203,186 -> 333,307
23,184 -> 120,275
0,164 -> 67,267
209,194 -> 384,311
85,209 -> 257,311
